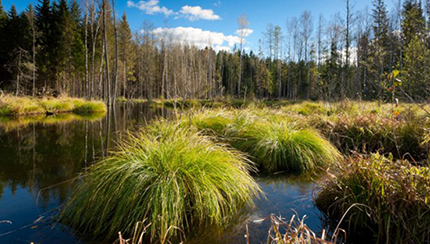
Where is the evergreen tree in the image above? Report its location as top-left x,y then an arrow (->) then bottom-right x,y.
118,12 -> 134,97
0,0 -> 8,86
403,35 -> 430,100
3,5 -> 33,94
371,0 -> 390,103
35,0 -> 52,89
402,0 -> 426,47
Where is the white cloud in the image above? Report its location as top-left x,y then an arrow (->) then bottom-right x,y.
152,27 -> 240,51
235,28 -> 254,37
127,0 -> 174,16
127,1 -> 221,21
178,6 -> 220,21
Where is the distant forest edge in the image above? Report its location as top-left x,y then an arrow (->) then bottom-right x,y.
0,0 -> 430,103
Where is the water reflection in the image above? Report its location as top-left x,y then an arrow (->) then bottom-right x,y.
188,174 -> 322,244
0,104 -> 172,243
0,104 -> 322,244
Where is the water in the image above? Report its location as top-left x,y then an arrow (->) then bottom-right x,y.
0,103 -> 324,244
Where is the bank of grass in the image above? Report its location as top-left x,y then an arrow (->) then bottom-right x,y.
60,121 -> 260,242
0,95 -> 106,116
187,108 -> 340,173
315,153 -> 430,243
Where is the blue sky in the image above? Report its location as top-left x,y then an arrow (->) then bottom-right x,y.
5,0 -> 396,52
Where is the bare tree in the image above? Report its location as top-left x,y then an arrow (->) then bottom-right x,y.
317,14 -> 325,67
237,13 -> 249,97
84,0 -> 89,98
102,0 -> 110,104
27,4 -> 37,97
111,0 -> 118,105
300,10 -> 313,63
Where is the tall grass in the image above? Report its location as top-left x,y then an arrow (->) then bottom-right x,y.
0,95 -> 44,116
189,109 -> 340,173
60,121 -> 260,242
318,113 -> 429,160
315,153 -> 430,243
0,95 -> 106,116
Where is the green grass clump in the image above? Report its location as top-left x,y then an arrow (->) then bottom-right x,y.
189,109 -> 340,173
234,122 -> 341,172
40,99 -> 74,113
72,100 -> 107,114
60,121 -> 260,242
0,95 -> 44,116
315,153 -> 430,244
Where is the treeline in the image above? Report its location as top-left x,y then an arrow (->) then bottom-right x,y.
0,0 -> 430,102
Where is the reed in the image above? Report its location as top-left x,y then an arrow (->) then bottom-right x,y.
60,121 -> 260,242
315,153 -> 430,243
258,214 -> 344,244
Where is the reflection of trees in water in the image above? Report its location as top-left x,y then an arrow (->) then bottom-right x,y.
0,121 -> 104,208
0,103 -> 173,207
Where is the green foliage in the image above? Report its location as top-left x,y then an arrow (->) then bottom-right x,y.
316,153 -> 430,243
403,36 -> 430,101
60,121 -> 260,242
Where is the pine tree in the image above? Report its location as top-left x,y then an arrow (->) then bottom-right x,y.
35,0 -> 52,90
118,12 -> 134,98
372,0 -> 389,104
26,3 -> 38,96
403,35 -> 430,100
4,5 -> 33,94
402,0 -> 426,47
0,0 -> 9,87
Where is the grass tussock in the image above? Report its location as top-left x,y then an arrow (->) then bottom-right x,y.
315,153 -> 430,244
0,95 -> 106,116
188,108 -> 340,173
60,121 -> 260,242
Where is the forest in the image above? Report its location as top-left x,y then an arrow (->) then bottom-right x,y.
0,0 -> 430,103
3,1 -> 430,243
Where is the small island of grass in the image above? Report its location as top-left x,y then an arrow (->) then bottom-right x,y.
0,94 -> 107,117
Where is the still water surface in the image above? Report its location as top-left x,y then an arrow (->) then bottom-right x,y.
0,104 -> 323,243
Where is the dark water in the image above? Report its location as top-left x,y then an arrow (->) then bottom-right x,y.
0,103 -> 323,244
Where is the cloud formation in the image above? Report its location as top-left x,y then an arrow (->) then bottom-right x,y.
127,1 -> 221,21
235,28 -> 254,37
153,27 -> 241,52
178,6 -> 221,21
127,0 -> 174,16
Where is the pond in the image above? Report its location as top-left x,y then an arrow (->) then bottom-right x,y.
0,103 -> 323,244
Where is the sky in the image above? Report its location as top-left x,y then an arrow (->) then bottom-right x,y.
5,0 -> 397,52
